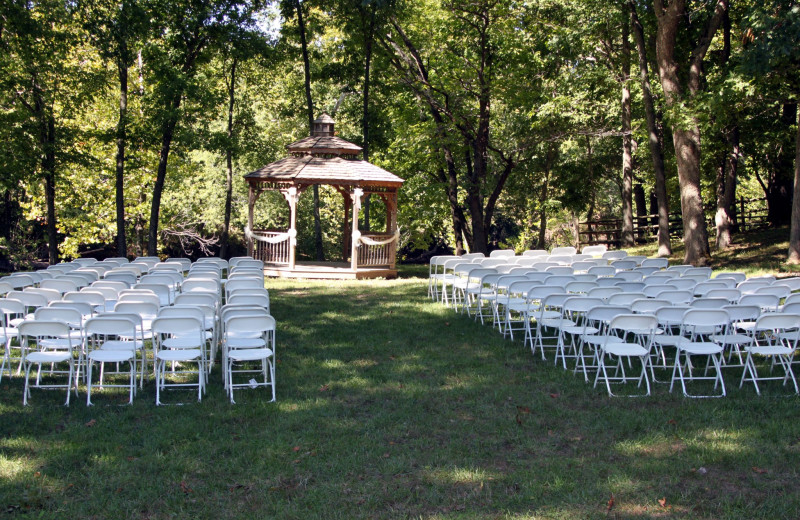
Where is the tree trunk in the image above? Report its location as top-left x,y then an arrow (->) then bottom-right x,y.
788,108 -> 800,263
538,147 -> 555,249
634,184 -> 647,239
538,169 -> 550,250
715,126 -> 739,249
220,57 -> 237,259
115,61 -> 128,258
44,115 -> 57,265
653,0 -> 725,266
767,103 -> 796,226
147,96 -> 180,256
465,146 -> 488,254
621,19 -> 634,248
361,4 -> 376,231
295,0 -> 324,261
34,84 -> 58,264
630,0 -> 671,256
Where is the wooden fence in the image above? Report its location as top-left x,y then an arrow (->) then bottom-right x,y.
579,197 -> 769,248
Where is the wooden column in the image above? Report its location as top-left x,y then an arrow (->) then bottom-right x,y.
342,194 -> 351,262
350,188 -> 363,271
386,191 -> 398,269
283,186 -> 299,269
247,185 -> 256,256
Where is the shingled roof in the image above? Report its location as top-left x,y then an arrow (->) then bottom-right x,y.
244,155 -> 403,188
245,114 -> 403,189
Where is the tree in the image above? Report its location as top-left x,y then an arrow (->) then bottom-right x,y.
80,0 -> 150,258
629,0 -> 671,256
0,1 -> 98,264
653,0 -> 728,266
382,0 -> 560,254
738,2 -> 800,261
143,0 -> 258,256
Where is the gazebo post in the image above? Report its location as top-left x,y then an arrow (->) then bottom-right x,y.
350,188 -> 363,271
285,186 -> 299,270
342,192 -> 351,262
386,192 -> 398,269
247,185 -> 256,257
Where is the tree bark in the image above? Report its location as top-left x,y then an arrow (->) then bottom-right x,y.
714,10 -> 737,250
788,108 -> 800,263
630,0 -> 671,256
220,57 -> 237,259
115,60 -> 128,258
147,93 -> 181,256
767,103 -> 796,226
44,115 -> 57,265
715,126 -> 739,249
634,183 -> 647,239
295,0 -> 324,261
538,146 -> 555,249
33,82 -> 58,264
621,19 -> 634,248
361,4 -> 376,231
653,0 -> 727,266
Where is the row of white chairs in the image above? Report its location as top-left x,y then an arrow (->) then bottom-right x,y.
1,255 -> 276,405
431,260 -> 800,397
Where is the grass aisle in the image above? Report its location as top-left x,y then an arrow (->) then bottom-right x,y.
1,269 -> 800,519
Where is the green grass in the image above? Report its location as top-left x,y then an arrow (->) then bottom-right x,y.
2,260 -> 800,518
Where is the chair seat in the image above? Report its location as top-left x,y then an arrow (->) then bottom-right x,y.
711,333 -> 752,345
227,337 -> 267,348
26,351 -> 72,363
228,348 -> 273,362
745,345 -> 794,356
603,342 -> 648,357
540,317 -> 575,328
652,335 -> 688,347
88,350 -> 135,363
163,338 -> 204,349
97,340 -> 143,351
156,349 -> 203,362
778,331 -> 800,342
561,325 -> 596,335
678,341 -> 724,355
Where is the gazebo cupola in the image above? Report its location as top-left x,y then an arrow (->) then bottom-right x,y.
243,114 -> 404,279
312,113 -> 335,137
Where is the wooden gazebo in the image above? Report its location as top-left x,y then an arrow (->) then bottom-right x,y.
244,114 -> 404,279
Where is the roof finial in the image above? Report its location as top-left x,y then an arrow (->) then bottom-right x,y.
312,113 -> 335,137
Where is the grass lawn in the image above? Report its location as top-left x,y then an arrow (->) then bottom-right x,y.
2,245 -> 800,518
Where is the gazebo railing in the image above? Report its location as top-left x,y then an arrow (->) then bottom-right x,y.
356,233 -> 397,268
251,230 -> 291,265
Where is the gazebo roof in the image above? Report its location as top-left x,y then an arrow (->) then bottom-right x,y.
286,135 -> 363,156
246,114 -> 403,190
244,154 -> 404,189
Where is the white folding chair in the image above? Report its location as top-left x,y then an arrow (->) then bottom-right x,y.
84,315 -> 140,405
19,321 -> 78,406
0,299 -> 25,380
223,314 -> 276,403
152,316 -> 206,405
594,314 -> 658,397
553,297 -> 604,370
740,313 -> 800,395
670,309 -> 728,398
574,305 -> 631,382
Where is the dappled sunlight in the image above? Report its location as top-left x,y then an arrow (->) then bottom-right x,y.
423,465 -> 502,486
0,438 -> 42,481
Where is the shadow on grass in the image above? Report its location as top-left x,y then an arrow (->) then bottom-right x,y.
0,276 -> 799,518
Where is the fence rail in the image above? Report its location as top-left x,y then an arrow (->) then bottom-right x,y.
579,197 -> 769,248
356,233 -> 397,268
252,230 -> 290,265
